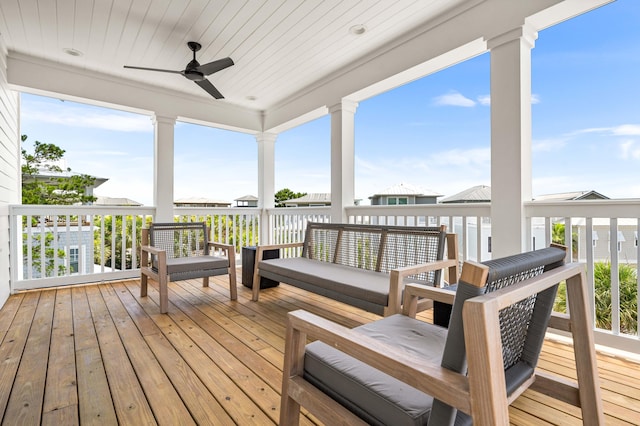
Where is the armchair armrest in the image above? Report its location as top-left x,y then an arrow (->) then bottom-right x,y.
140,244 -> 165,256
386,259 -> 458,316
402,283 -> 457,317
208,241 -> 235,253
208,241 -> 237,269
139,244 -> 167,284
254,242 -> 305,251
284,309 -> 472,418
251,242 -> 305,302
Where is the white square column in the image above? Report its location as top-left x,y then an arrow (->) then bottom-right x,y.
256,132 -> 276,244
488,26 -> 537,257
153,114 -> 176,222
329,100 -> 358,223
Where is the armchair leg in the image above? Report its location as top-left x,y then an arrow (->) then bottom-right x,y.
228,250 -> 238,301
159,274 -> 169,314
203,276 -> 209,287
140,273 -> 148,297
252,247 -> 263,302
280,320 -> 306,425
229,267 -> 238,300
566,272 -> 605,425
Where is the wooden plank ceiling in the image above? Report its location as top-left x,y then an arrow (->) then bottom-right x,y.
0,0 -> 467,110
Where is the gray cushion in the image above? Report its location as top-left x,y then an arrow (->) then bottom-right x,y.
166,255 -> 228,274
259,257 -> 391,306
304,314 -> 447,426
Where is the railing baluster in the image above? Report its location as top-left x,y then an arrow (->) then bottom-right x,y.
610,219 -> 621,335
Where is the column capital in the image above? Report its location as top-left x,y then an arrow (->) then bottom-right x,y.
152,114 -> 177,126
487,24 -> 537,50
255,132 -> 278,144
328,99 -> 359,115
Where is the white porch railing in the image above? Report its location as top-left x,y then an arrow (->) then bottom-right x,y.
9,205 -> 263,291
8,201 -> 639,353
526,199 -> 640,353
266,206 -> 331,245
346,204 -> 492,263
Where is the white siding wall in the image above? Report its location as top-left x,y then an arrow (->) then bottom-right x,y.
0,35 -> 20,305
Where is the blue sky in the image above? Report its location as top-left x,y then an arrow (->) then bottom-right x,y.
19,0 -> 640,206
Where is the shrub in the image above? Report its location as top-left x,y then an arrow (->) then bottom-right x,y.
554,261 -> 638,335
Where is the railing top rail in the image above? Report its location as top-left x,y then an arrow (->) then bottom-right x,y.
525,199 -> 640,217
346,203 -> 491,216
10,204 -> 156,215
174,207 -> 261,215
266,206 -> 331,216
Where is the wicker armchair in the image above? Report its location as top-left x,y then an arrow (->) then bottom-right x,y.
280,245 -> 603,425
140,222 -> 237,313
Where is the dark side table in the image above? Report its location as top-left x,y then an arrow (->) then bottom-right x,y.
241,246 -> 280,289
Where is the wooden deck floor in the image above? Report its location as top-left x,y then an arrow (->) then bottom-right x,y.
0,270 -> 638,425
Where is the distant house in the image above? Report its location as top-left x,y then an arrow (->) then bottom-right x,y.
94,196 -> 142,206
174,197 -> 232,208
234,195 -> 258,207
534,190 -> 609,201
531,191 -> 635,264
21,170 -> 108,279
369,183 -> 441,205
22,169 -> 108,204
440,185 -> 491,203
282,193 -> 331,207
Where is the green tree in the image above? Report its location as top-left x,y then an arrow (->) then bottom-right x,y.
551,222 -> 578,258
275,188 -> 307,207
21,134 -> 97,205
94,215 -> 150,270
23,232 -> 67,277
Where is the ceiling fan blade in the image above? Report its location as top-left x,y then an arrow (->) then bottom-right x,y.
123,65 -> 183,75
196,57 -> 234,76
195,78 -> 224,99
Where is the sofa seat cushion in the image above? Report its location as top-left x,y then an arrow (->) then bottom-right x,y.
304,314 -> 447,426
166,255 -> 228,274
259,257 -> 391,306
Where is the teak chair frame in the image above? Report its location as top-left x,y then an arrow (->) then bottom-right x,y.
280,248 -> 603,425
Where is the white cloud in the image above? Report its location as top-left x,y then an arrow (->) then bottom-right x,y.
477,95 -> 491,106
433,91 -> 476,107
21,103 -> 152,132
353,147 -> 492,204
612,124 -> 640,136
571,124 -> 640,137
474,93 -> 539,106
619,140 -> 640,160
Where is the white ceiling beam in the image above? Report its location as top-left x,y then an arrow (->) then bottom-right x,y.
7,52 -> 263,133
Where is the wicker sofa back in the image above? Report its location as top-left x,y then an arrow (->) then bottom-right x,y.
252,222 -> 458,316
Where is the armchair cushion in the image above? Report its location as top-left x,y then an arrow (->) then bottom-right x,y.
260,257 -> 392,306
304,314 -> 447,426
165,255 -> 229,274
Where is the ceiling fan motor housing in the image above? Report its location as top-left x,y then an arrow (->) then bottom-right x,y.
184,59 -> 205,81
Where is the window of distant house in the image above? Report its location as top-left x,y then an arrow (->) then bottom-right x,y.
607,231 -> 625,252
387,197 -> 408,205
635,232 -> 638,247
592,231 -> 598,248
68,246 -> 79,274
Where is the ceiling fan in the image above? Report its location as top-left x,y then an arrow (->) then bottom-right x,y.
124,41 -> 234,99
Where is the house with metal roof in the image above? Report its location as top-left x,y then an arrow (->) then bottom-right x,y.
234,195 -> 259,208
369,183 -> 442,206
282,193 -> 331,207
440,185 -> 491,203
